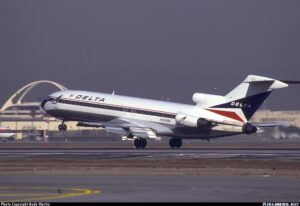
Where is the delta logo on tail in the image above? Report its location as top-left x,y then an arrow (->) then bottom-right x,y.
206,91 -> 272,122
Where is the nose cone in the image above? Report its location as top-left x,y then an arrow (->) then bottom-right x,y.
40,98 -> 48,110
41,96 -> 54,111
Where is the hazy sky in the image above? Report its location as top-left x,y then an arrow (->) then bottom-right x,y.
1,0 -> 300,110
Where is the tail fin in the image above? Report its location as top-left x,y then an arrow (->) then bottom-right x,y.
210,75 -> 288,121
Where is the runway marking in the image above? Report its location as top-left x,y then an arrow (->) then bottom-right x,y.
0,186 -> 101,202
0,194 -> 57,197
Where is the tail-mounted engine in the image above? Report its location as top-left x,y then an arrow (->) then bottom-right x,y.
242,123 -> 257,134
175,113 -> 212,128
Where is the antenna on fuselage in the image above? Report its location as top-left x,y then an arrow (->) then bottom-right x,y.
112,91 -> 115,95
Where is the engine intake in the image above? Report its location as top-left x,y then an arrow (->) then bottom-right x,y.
197,118 -> 212,127
175,114 -> 212,128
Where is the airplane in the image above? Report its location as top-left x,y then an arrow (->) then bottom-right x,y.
0,127 -> 15,141
41,75 -> 299,149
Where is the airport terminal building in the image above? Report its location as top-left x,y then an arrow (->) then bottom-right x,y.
0,80 -> 103,140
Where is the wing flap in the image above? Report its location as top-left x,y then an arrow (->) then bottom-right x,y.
105,126 -> 129,136
76,118 -> 168,139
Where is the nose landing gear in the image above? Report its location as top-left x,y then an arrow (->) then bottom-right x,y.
58,121 -> 67,132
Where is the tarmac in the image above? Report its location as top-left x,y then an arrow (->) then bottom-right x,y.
0,136 -> 299,202
0,175 -> 300,202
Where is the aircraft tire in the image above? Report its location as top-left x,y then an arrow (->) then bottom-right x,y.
58,124 -> 67,132
169,137 -> 182,148
58,124 -> 63,132
134,138 -> 147,149
62,124 -> 67,131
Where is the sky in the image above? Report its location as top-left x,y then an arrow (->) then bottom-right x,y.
0,0 -> 300,110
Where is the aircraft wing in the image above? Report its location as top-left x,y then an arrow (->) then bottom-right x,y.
77,118 -> 173,139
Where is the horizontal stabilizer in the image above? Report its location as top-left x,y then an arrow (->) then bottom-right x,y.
280,80 -> 300,84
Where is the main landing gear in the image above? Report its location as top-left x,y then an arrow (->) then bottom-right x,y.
169,137 -> 182,148
58,121 -> 67,132
133,137 -> 147,149
132,137 -> 182,149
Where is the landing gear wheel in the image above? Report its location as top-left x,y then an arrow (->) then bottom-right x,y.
134,138 -> 147,149
58,123 -> 67,132
169,137 -> 182,148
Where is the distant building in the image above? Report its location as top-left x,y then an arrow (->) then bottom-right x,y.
251,110 -> 300,128
0,80 -> 101,140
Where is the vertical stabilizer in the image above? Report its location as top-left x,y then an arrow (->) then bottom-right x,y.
209,75 -> 288,121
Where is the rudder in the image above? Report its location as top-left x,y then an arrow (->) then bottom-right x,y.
210,75 -> 288,121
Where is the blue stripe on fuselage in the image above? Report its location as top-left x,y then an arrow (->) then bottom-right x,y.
211,91 -> 271,120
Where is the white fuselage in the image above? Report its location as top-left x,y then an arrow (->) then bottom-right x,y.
41,75 -> 294,141
42,90 -> 244,138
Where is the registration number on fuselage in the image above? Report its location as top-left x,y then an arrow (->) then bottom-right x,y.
160,118 -> 171,123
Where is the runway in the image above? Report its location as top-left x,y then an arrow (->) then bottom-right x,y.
0,175 -> 300,202
0,148 -> 300,159
0,148 -> 300,160
0,144 -> 300,202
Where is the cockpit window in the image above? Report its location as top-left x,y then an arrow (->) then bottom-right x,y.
47,96 -> 55,101
52,95 -> 62,103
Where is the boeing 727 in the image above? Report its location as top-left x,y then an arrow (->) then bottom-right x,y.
41,75 -> 298,148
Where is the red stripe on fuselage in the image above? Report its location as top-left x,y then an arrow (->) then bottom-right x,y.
206,109 -> 244,123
